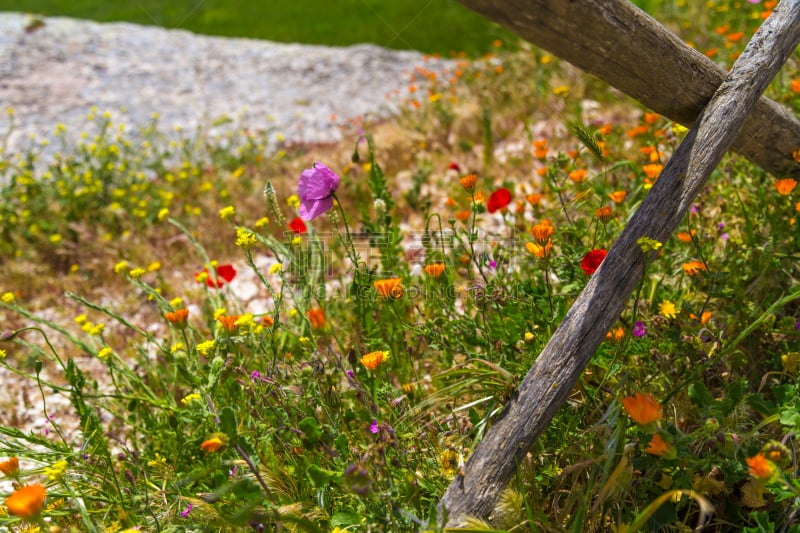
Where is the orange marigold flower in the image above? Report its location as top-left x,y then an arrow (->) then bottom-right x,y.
164,308 -> 189,327
598,123 -> 612,136
360,350 -> 390,370
643,112 -> 660,125
530,220 -> 554,243
262,315 -> 275,327
726,31 -> 745,42
445,197 -> 457,207
642,163 -> 664,180
536,167 -> 549,177
201,436 -> 226,453
774,178 -> 797,196
526,239 -> 553,259
374,278 -> 403,299
676,230 -> 697,243
568,169 -> 587,183
792,79 -> 800,94
608,190 -> 627,204
5,483 -> 46,519
307,307 -> 326,328
606,326 -> 624,342
526,193 -> 543,206
621,391 -> 662,425
455,210 -> 471,222
0,456 -> 19,476
218,315 -> 240,332
424,263 -> 446,278
714,24 -> 729,35
705,47 -> 719,58
682,260 -> 707,275
626,125 -> 649,138
595,205 -> 613,221
646,434 -> 671,456
460,173 -> 478,192
533,139 -> 549,160
746,452 -> 774,479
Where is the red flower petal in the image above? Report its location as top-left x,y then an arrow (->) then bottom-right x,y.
580,249 -> 608,275
487,188 -> 512,213
288,217 -> 308,234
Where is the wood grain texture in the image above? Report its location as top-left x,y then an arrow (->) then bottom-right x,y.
438,1 -> 800,525
455,0 -> 800,178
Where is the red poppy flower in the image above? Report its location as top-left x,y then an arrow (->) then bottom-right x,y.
448,161 -> 461,172
288,217 -> 307,234
196,263 -> 237,288
487,188 -> 512,213
580,249 -> 607,275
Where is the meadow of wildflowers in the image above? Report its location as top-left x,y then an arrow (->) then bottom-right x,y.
1,1 -> 800,531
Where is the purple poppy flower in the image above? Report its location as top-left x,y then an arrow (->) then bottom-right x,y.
369,420 -> 380,434
298,162 -> 340,220
633,321 -> 647,337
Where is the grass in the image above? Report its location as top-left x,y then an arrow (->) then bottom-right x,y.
1,0 -> 800,531
0,0 -> 515,57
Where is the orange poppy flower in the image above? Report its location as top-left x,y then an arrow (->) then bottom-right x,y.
746,452 -> 774,479
424,263 -> 446,278
360,350 -> 390,370
646,434 -> 671,456
532,139 -> 549,160
526,193 -> 543,206
201,436 -> 226,453
455,210 -> 471,222
642,163 -> 664,180
792,79 -> 800,94
643,112 -> 660,125
774,178 -> 797,196
307,307 -> 326,328
5,483 -> 46,519
621,391 -> 662,425
595,205 -> 613,221
374,278 -> 403,299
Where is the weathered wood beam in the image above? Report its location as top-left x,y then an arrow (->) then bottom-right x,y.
456,0 -> 800,178
439,1 -> 800,525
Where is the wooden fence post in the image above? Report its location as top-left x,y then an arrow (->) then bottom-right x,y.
455,0 -> 800,179
438,1 -> 800,525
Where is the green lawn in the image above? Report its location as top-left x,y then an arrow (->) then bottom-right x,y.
1,0 -> 517,56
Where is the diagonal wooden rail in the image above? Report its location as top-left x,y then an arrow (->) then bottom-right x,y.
438,1 -> 800,525
455,0 -> 800,179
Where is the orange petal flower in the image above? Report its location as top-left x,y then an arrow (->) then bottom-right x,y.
526,193 -> 543,206
455,210 -> 471,222
676,230 -> 697,243
373,278 -> 403,299
0,456 -> 19,476
642,163 -> 664,180
424,263 -> 446,278
217,315 -> 240,332
682,260 -> 707,275
568,169 -> 587,183
360,350 -> 390,370
306,307 -> 326,329
608,190 -> 627,204
595,205 -> 613,221
774,178 -> 797,196
459,173 -> 478,192
621,391 -> 662,425
526,240 -> 553,259
643,112 -> 660,125
646,434 -> 671,456
530,220 -> 554,243
746,452 -> 774,479
201,436 -> 226,453
5,483 -> 46,519
164,308 -> 189,327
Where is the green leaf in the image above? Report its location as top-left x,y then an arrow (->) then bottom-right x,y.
331,510 -> 360,527
220,406 -> 238,442
307,464 -> 338,488
298,417 -> 322,444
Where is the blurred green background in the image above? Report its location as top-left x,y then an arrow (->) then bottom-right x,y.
1,0 -> 516,57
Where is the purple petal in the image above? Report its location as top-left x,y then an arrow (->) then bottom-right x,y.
298,162 -> 339,201
299,196 -> 335,220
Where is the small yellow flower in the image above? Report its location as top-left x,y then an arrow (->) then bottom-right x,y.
637,236 -> 663,253
128,267 -> 146,279
44,459 -> 67,481
74,314 -> 88,325
196,340 -> 215,356
88,323 -> 106,336
269,263 -> 283,275
659,300 -> 678,319
113,261 -> 128,273
254,216 -> 270,228
97,347 -> 113,360
169,297 -> 183,308
170,342 -> 185,354
553,85 -> 570,97
213,307 -> 226,320
157,207 -> 169,221
236,227 -> 257,248
48,233 -> 62,244
147,261 -> 161,272
0,349 -> 6,360
1,292 -> 14,303
219,205 -> 236,220
286,194 -> 300,208
181,393 -> 202,405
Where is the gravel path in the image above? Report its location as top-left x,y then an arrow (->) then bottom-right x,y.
0,12 -> 449,154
